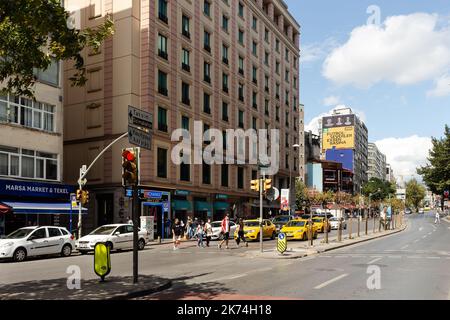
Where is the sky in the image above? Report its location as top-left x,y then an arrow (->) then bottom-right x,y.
284,0 -> 450,182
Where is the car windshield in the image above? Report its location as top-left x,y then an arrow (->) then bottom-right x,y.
6,228 -> 35,239
89,226 -> 117,235
285,221 -> 306,227
273,216 -> 289,223
245,221 -> 260,227
329,218 -> 338,221
313,218 -> 323,223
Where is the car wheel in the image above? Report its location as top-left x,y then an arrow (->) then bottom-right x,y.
138,239 -> 145,250
61,244 -> 72,257
13,248 -> 27,262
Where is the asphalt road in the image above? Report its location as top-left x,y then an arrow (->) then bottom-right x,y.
1,211 -> 448,300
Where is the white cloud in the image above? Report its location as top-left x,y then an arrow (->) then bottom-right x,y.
305,105 -> 366,135
302,37 -> 338,63
375,136 -> 432,182
323,95 -> 340,106
427,73 -> 450,97
323,13 -> 450,88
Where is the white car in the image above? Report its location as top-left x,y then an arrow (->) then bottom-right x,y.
329,217 -> 347,230
0,226 -> 75,262
210,221 -> 237,240
76,224 -> 149,254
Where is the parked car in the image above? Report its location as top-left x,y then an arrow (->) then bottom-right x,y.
329,217 -> 347,230
76,224 -> 149,254
418,208 -> 424,214
235,219 -> 276,241
280,219 -> 318,241
271,215 -> 294,234
312,217 -> 331,233
405,208 -> 412,214
0,226 -> 75,262
210,220 -> 237,240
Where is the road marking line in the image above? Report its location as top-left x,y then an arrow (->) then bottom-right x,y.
407,256 -> 420,259
401,245 -> 409,249
215,274 -> 248,282
335,255 -> 348,258
314,274 -> 349,290
426,257 -> 441,260
251,267 -> 273,273
367,257 -> 382,264
388,255 -> 402,259
320,255 -> 333,258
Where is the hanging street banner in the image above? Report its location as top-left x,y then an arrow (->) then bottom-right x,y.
280,189 -> 290,211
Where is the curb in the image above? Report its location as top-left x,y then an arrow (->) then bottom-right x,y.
108,280 -> 172,300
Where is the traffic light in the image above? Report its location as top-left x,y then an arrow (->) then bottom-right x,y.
122,148 -> 138,186
250,179 -> 260,192
76,189 -> 82,201
81,190 -> 90,205
264,179 -> 272,191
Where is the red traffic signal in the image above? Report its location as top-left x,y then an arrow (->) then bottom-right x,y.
122,150 -> 136,162
122,148 -> 138,186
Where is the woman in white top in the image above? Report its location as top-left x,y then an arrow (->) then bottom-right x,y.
204,219 -> 213,247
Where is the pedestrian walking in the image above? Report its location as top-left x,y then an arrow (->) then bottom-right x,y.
127,216 -> 133,225
186,216 -> 193,239
172,218 -> 183,250
218,213 -> 230,249
204,218 -> 213,247
196,221 -> 205,247
235,218 -> 248,247
435,211 -> 441,224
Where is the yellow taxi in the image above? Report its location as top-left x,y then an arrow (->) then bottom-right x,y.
312,217 -> 331,233
280,219 -> 318,241
234,219 -> 277,241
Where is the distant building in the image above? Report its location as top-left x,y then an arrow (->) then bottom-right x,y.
368,143 -> 386,181
306,159 -> 353,194
321,107 -> 368,194
386,164 -> 396,184
304,130 -> 321,162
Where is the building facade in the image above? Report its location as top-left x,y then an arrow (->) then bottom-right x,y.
63,0 -> 301,237
0,61 -> 79,236
386,163 -> 396,184
367,142 -> 386,181
322,107 -> 368,194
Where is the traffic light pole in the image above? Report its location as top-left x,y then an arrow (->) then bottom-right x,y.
260,173 -> 264,253
132,181 -> 139,284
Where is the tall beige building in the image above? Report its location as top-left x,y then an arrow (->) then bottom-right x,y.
63,0 -> 301,237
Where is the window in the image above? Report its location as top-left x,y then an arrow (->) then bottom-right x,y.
276,106 -> 280,121
285,90 -> 289,106
265,75 -> 269,92
252,66 -> 257,84
275,39 -> 280,52
158,0 -> 168,23
222,102 -> 228,122
48,227 -> 62,237
293,96 -> 297,110
222,130 -> 227,149
31,228 -> 46,239
276,61 -> 280,74
204,61 -> 211,83
203,0 -> 211,17
182,15 -> 190,38
202,162 -> 211,184
0,146 -> 58,181
252,117 -> 257,130
237,167 -> 244,189
0,95 -> 55,132
222,44 -> 229,64
180,152 -> 190,182
264,51 -> 269,65
265,99 -> 269,116
182,82 -> 190,105
158,70 -> 168,96
293,77 -> 297,88
182,48 -> 190,72
34,59 -> 59,86
285,69 -> 289,82
203,92 -> 211,114
238,30 -> 244,45
286,154 -> 289,169
252,91 -> 257,109
285,133 -> 289,148
238,110 -> 244,128
276,83 -> 280,99
286,112 -> 290,127
238,83 -> 244,101
221,164 -> 229,187
238,56 -> 244,75
203,123 -> 210,144
252,41 -> 257,56
158,34 -> 168,59
222,73 -> 229,92
285,48 -> 289,61
252,170 -> 257,180
238,2 -> 244,17
265,28 -> 269,42
181,115 -> 190,131
158,107 -> 168,132
157,148 -> 167,178
204,30 -> 211,52
222,15 -> 229,32
252,16 -> 257,30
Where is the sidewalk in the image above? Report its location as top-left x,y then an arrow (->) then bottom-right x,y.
0,275 -> 171,300
245,222 -> 408,259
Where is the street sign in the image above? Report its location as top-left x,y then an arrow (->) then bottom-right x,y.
70,193 -> 77,209
277,232 -> 287,254
128,105 -> 153,130
128,125 -> 152,150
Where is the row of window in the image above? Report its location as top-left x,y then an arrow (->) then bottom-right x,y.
0,146 -> 58,181
156,147 -> 298,187
0,95 -> 55,132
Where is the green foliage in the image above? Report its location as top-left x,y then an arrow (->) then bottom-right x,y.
295,180 -> 308,209
417,125 -> 450,203
0,0 -> 114,97
405,179 -> 426,210
362,177 -> 396,201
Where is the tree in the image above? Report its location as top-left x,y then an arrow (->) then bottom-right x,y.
295,180 -> 308,211
417,125 -> 450,208
362,177 -> 396,201
405,179 -> 426,211
0,0 -> 114,97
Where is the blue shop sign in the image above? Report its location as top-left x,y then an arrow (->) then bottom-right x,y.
0,179 -> 75,199
146,191 -> 163,199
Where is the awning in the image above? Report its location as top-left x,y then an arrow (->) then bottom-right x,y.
194,201 -> 213,214
213,201 -> 230,211
172,200 -> 192,211
1,202 -> 88,215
